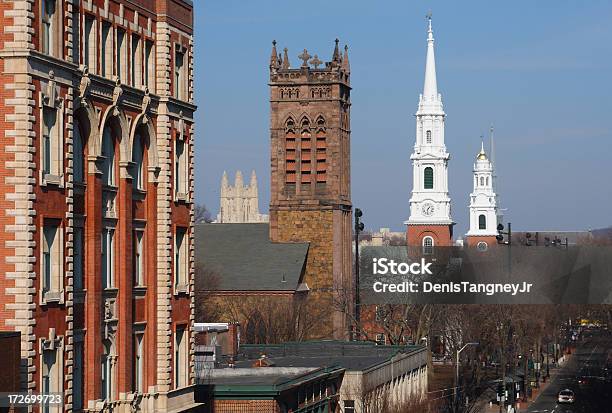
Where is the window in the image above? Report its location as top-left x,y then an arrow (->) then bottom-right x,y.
101,126 -> 115,186
132,134 -> 144,190
424,167 -> 434,189
477,241 -> 488,252
116,28 -> 127,81
131,35 -> 141,88
174,228 -> 188,290
174,138 -> 188,197
101,341 -> 114,400
84,15 -> 96,72
480,176 -> 484,186
375,305 -> 384,321
174,48 -> 185,100
479,214 -> 487,230
41,346 -> 60,413
486,176 -> 489,186
423,236 -> 434,255
375,333 -> 386,345
73,120 -> 85,183
101,228 -> 115,289
41,0 -> 57,55
134,333 -> 144,393
426,130 -> 432,144
42,223 -> 62,300
174,327 -> 188,388
74,226 -> 84,291
144,41 -> 154,91
101,22 -> 112,77
133,230 -> 144,286
73,340 -> 84,411
344,400 -> 356,413
42,106 -> 61,178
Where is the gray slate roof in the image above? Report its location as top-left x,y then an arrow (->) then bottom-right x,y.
195,223 -> 309,291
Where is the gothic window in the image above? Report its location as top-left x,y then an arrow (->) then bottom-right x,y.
42,105 -> 61,179
101,228 -> 115,289
101,126 -> 115,186
426,130 -> 432,144
316,117 -> 327,185
41,222 -> 63,302
73,119 -> 85,183
422,236 -> 434,255
131,34 -> 142,88
101,21 -> 113,78
300,130 -> 312,189
479,214 -> 487,230
116,28 -> 127,81
84,15 -> 96,72
41,0 -> 58,56
101,340 -> 115,401
285,118 -> 297,187
174,326 -> 188,388
174,227 -> 188,291
144,40 -> 155,91
133,230 -> 144,286
134,332 -> 144,393
424,167 -> 434,189
132,134 -> 144,190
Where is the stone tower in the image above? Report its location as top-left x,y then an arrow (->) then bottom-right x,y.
465,141 -> 499,249
269,39 -> 352,339
406,15 -> 455,251
217,170 -> 268,223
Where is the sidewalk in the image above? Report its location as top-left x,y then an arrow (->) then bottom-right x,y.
481,354 -> 571,413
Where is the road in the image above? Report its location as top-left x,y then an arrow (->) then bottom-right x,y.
525,333 -> 612,413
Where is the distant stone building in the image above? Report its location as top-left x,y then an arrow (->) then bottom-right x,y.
216,170 -> 268,223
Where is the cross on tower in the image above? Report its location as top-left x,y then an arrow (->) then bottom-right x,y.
309,54 -> 322,69
298,49 -> 311,68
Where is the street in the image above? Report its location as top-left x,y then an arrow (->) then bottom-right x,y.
525,332 -> 612,413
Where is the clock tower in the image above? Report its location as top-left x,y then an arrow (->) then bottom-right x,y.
465,141 -> 499,249
406,15 -> 454,249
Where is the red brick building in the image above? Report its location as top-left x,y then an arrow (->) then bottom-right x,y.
0,0 -> 197,411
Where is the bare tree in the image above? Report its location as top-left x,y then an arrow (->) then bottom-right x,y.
194,203 -> 213,223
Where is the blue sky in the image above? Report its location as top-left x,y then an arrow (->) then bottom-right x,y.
193,1 -> 612,234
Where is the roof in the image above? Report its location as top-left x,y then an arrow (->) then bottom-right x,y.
195,223 -> 309,291
237,340 -> 427,371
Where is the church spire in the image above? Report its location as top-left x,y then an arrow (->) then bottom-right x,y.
342,44 -> 350,72
282,47 -> 290,69
235,170 -> 244,188
270,40 -> 279,71
250,169 -> 257,187
332,38 -> 341,64
423,13 -> 438,100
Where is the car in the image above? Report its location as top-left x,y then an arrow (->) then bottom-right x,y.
558,389 -> 575,404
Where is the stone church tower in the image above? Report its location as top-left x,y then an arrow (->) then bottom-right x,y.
217,170 -> 269,223
269,39 -> 352,339
406,16 -> 455,251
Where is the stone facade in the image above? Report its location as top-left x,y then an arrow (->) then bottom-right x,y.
216,170 -> 268,223
0,0 -> 197,411
268,40 -> 353,339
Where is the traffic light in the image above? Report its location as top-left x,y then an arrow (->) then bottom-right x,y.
355,208 -> 364,232
496,223 -> 504,243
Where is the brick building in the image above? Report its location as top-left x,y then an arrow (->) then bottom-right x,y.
268,40 -> 353,339
0,0 -> 197,411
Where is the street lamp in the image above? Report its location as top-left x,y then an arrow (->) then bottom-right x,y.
455,342 -> 479,405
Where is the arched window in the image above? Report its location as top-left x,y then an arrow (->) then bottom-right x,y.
422,236 -> 434,255
424,167 -> 434,189
486,176 -> 489,186
426,130 -> 432,144
101,126 -> 115,186
479,214 -> 486,230
132,134 -> 144,190
479,176 -> 484,186
73,119 -> 85,183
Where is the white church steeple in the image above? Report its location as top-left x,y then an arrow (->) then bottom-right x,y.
406,14 -> 453,232
466,139 -> 498,239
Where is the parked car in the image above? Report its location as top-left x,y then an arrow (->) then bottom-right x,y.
558,389 -> 575,403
